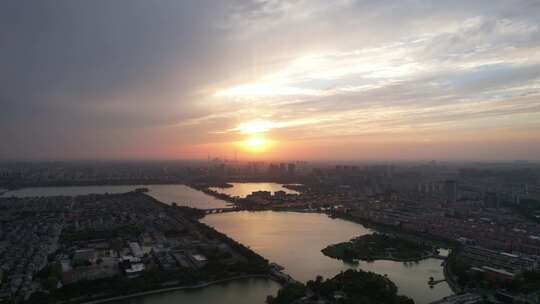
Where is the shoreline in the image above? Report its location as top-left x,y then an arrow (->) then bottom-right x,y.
1,181 -> 187,192
348,253 -> 444,263
79,274 -> 279,304
442,249 -> 464,294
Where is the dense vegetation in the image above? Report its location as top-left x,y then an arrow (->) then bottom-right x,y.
322,233 -> 434,262
267,269 -> 414,304
267,282 -> 307,304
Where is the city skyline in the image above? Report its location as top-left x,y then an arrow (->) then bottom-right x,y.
1,0 -> 540,161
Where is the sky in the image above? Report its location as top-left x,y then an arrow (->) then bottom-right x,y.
1,0 -> 540,161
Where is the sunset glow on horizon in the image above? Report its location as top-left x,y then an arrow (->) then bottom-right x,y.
1,1 -> 540,161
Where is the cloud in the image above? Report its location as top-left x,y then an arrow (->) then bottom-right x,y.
1,0 -> 540,160
209,3 -> 540,148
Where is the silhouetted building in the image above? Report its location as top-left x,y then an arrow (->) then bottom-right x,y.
445,180 -> 457,203
484,192 -> 500,208
287,163 -> 296,175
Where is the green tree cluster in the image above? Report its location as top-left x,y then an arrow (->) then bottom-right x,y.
268,269 -> 414,304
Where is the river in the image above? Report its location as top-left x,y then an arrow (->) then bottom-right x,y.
0,184 -> 230,209
115,278 -> 280,304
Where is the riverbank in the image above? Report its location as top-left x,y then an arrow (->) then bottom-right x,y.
443,255 -> 463,294
355,254 -> 443,263
1,181 -> 189,192
80,275 -> 278,304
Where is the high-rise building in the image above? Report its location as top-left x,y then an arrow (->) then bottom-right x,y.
444,180 -> 457,203
279,163 -> 287,174
484,192 -> 500,208
287,163 -> 296,175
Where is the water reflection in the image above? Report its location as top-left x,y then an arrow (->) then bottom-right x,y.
203,211 -> 453,304
114,278 -> 280,304
209,183 -> 299,198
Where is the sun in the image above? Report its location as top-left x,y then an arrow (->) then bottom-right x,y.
246,137 -> 266,147
242,137 -> 268,153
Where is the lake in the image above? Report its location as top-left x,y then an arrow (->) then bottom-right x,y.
2,184 -> 453,303
0,184 -> 230,209
115,278 -> 280,304
202,211 -> 453,304
209,182 -> 299,198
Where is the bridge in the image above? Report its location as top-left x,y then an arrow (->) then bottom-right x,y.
204,207 -> 240,214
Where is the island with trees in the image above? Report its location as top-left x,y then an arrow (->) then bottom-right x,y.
267,269 -> 414,304
322,233 -> 436,263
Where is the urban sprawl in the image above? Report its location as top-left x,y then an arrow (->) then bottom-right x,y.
0,160 -> 539,304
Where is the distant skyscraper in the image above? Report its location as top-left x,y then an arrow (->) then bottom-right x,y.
444,180 -> 457,203
484,192 -> 500,208
287,163 -> 296,175
279,163 -> 286,174
520,183 -> 528,196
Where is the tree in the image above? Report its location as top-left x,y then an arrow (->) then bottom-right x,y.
45,275 -> 58,290
267,282 -> 306,304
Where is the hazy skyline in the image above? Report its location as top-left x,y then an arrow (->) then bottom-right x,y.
2,0 -> 540,161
